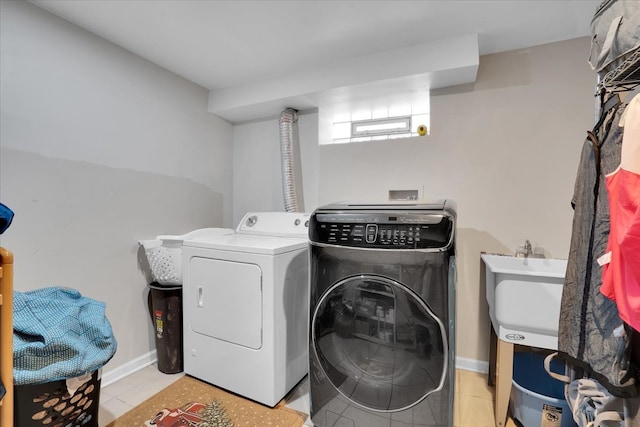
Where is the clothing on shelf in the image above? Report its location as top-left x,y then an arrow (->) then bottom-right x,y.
558,94 -> 637,397
627,395 -> 640,427
601,93 -> 640,397
601,167 -> 640,331
600,93 -> 640,332
588,0 -> 640,76
559,2 -> 640,425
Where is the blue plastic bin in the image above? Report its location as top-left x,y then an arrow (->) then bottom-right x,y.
510,351 -> 576,427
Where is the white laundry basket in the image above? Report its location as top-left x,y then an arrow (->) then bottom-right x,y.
140,238 -> 183,286
140,228 -> 235,286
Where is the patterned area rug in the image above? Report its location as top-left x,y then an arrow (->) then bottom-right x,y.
105,375 -> 306,427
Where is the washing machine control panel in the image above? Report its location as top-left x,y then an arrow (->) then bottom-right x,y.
310,212 -> 453,249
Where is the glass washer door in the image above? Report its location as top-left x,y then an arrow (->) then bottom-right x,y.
312,274 -> 448,412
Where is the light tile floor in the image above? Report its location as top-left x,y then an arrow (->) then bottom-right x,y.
98,365 -> 185,425
98,366 -> 517,426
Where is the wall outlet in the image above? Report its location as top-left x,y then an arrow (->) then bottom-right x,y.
389,189 -> 419,201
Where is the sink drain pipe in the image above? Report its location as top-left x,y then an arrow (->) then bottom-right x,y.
279,108 -> 300,212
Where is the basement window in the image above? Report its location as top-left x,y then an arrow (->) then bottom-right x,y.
352,117 -> 411,137
329,104 -> 430,144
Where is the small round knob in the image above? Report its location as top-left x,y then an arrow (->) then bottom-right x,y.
295,219 -> 301,226
246,215 -> 258,227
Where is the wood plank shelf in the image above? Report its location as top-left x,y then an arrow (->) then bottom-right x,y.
0,247 -> 14,426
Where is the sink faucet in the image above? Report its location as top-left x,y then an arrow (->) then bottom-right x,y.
516,240 -> 533,258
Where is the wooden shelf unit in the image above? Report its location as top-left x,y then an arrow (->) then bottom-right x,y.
0,247 -> 14,426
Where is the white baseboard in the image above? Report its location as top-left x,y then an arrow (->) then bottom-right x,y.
455,357 -> 489,374
101,350 -> 157,387
99,351 -> 486,387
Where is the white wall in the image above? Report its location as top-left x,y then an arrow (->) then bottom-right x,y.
233,37 -> 596,366
232,112 -> 319,224
0,0 -> 233,379
0,0 -> 598,376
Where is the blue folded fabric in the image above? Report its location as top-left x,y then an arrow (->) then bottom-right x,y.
0,203 -> 13,234
13,287 -> 117,385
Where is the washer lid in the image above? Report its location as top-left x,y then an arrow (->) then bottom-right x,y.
157,227 -> 235,242
316,200 -> 449,212
183,233 -> 308,255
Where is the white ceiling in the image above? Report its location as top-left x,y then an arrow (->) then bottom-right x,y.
30,0 -> 601,122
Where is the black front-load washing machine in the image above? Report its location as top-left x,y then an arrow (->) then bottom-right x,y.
308,201 -> 456,427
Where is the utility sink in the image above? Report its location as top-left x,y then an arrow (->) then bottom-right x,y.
481,254 -> 567,349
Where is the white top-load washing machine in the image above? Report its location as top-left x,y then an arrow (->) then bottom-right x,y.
181,212 -> 310,407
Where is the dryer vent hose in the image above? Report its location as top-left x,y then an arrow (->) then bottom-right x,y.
279,108 -> 299,213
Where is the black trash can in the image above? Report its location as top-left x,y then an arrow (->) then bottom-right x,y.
148,282 -> 183,374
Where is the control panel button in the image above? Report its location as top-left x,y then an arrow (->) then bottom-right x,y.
365,224 -> 378,243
